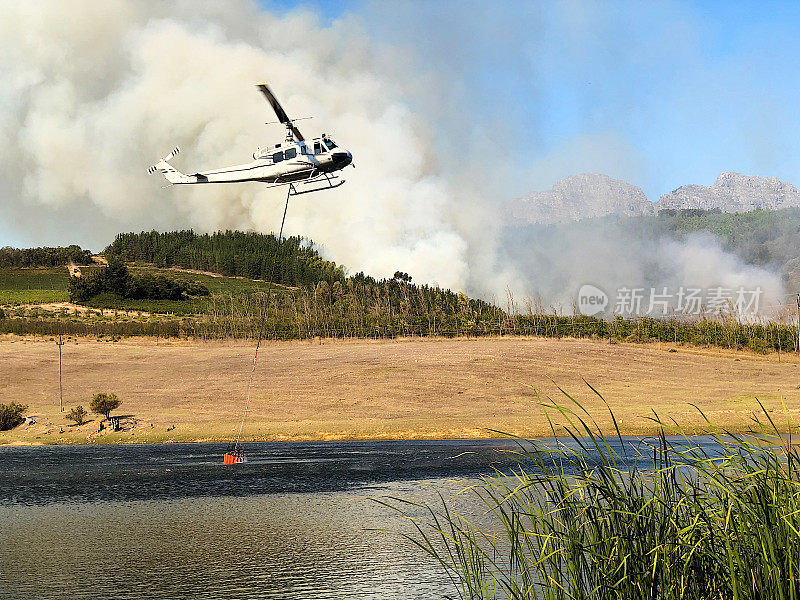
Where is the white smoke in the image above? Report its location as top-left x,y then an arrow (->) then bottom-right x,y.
0,0 -> 474,289
503,223 -> 786,316
0,1 -> 788,311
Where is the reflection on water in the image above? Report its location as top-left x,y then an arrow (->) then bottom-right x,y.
0,440 -> 516,600
0,438 -> 723,599
1,487 -> 458,600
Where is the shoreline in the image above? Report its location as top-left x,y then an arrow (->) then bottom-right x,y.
0,424 -> 782,448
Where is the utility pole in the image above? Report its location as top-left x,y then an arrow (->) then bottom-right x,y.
56,334 -> 65,412
796,294 -> 800,354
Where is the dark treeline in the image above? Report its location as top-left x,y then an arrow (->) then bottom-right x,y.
199,290 -> 798,354
4,305 -> 797,356
201,277 -> 504,339
5,255 -> 791,355
0,245 -> 93,268
6,225 -> 799,356
105,230 -> 345,287
69,258 -> 209,302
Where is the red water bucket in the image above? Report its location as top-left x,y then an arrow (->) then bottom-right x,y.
223,452 -> 245,464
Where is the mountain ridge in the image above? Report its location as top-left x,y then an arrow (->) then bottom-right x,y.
510,172 -> 800,224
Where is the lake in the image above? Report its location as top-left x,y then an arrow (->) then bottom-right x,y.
0,437 -> 721,599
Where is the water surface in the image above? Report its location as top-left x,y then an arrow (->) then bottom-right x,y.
0,438 -> 722,599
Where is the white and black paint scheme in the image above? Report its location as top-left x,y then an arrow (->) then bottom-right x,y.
148,84 -> 353,194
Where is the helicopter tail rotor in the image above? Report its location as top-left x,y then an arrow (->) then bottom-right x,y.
163,146 -> 181,162
147,147 -> 194,184
147,147 -> 180,174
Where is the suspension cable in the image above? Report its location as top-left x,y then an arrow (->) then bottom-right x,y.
232,183 -> 294,451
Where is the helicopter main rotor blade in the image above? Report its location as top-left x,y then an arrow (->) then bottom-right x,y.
257,83 -> 306,142
257,83 -> 290,123
290,125 -> 305,142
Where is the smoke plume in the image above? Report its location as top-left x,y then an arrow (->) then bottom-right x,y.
0,1 -> 787,312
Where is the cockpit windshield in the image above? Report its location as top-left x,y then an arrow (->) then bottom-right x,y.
324,139 -> 337,150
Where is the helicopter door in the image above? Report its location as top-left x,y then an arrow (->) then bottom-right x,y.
314,141 -> 323,154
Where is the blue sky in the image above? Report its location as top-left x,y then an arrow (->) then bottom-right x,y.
261,0 -> 800,200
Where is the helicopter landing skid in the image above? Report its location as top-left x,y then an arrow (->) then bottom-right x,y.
289,174 -> 345,196
261,172 -> 344,195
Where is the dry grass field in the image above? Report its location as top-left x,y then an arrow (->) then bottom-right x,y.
1,334 -> 799,445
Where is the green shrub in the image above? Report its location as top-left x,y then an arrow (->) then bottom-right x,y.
0,401 -> 27,430
90,393 -> 121,420
66,405 -> 87,426
70,258 -> 209,303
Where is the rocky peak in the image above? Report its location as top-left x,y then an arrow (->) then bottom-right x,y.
657,172 -> 800,212
509,173 -> 654,225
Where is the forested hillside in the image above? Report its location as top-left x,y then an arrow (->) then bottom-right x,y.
633,207 -> 800,268
98,229 -> 503,332
506,207 -> 800,290
0,245 -> 93,268
630,208 -> 800,288
105,230 -> 345,287
2,223 -> 800,354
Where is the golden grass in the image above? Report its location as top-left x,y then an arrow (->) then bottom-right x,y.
1,334 -> 798,445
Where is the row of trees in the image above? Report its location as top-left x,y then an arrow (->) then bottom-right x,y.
1,303 -> 797,354
69,258 -> 209,302
104,230 -> 346,287
198,275 -> 504,339
0,245 -> 93,268
197,284 -> 798,353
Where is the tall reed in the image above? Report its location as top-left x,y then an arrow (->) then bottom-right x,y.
381,390 -> 800,599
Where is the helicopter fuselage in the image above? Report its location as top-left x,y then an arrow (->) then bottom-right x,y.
198,136 -> 351,184
151,135 -> 352,186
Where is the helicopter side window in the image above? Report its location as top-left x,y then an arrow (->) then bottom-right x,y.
324,139 -> 338,150
284,148 -> 297,160
314,141 -> 323,154
272,151 -> 284,163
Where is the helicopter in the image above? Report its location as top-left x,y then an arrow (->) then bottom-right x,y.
148,84 -> 353,195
